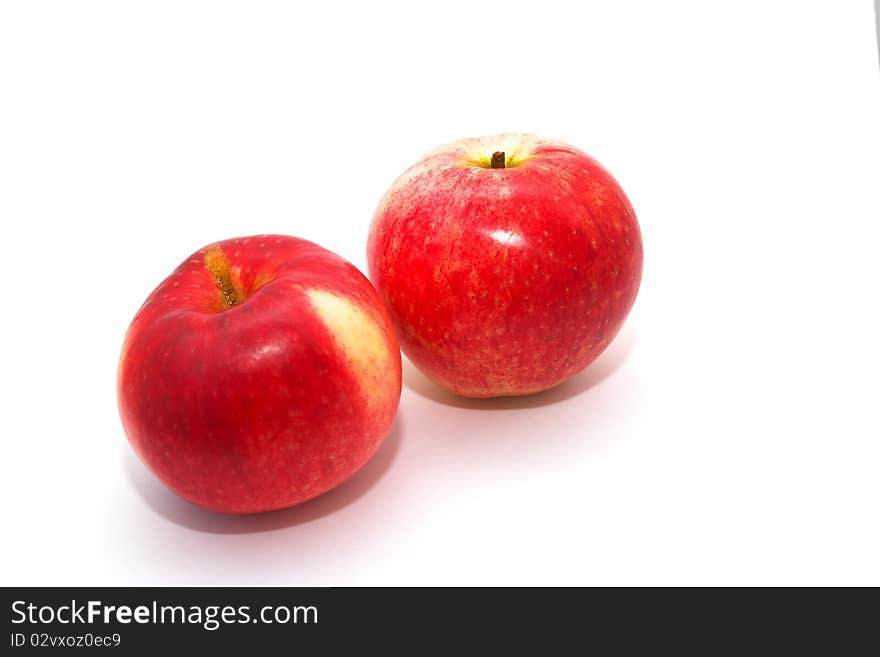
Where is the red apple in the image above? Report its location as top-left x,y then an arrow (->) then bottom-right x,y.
118,235 -> 401,513
368,133 -> 642,397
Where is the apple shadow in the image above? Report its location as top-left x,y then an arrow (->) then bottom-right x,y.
403,326 -> 636,410
122,416 -> 403,535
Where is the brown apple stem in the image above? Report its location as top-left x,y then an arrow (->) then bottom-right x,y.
203,244 -> 243,308
490,151 -> 506,169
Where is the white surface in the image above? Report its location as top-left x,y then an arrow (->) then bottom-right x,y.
1,1 -> 879,586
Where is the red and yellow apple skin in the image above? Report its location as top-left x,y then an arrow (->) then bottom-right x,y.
368,134 -> 642,398
118,235 -> 401,514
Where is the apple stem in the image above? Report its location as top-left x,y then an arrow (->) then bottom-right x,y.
490,151 -> 506,169
203,245 -> 243,309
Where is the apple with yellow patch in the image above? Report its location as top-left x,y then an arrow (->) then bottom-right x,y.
118,235 -> 401,513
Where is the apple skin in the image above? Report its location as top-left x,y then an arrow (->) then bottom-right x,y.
367,133 -> 642,397
118,235 -> 401,514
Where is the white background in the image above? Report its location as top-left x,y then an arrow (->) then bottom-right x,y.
2,1 -> 879,586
